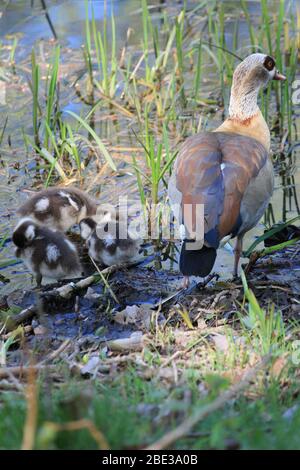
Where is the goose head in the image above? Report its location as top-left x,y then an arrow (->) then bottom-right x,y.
229,53 -> 286,122
12,217 -> 37,250
79,217 -> 97,241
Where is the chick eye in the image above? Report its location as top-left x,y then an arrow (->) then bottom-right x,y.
263,56 -> 275,71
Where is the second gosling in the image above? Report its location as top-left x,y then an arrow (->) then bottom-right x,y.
17,187 -> 97,232
79,216 -> 141,266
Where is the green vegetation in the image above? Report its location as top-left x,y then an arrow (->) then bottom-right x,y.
0,0 -> 299,451
1,275 -> 300,449
1,367 -> 300,450
1,0 -> 296,212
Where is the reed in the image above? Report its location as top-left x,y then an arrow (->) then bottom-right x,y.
84,0 -> 94,104
44,45 -> 60,149
244,216 -> 300,257
131,108 -> 177,231
2,1 -> 300,452
241,0 -> 257,50
66,110 -> 117,172
94,6 -> 117,97
141,0 -> 151,82
240,271 -> 285,355
30,49 -> 41,147
175,10 -> 186,107
0,116 -> 8,149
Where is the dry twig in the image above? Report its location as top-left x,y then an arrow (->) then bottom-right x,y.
0,364 -> 57,380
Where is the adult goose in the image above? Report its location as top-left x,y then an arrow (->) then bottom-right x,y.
168,53 -> 286,287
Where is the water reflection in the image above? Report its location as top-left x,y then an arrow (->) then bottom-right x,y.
1,0 -> 141,48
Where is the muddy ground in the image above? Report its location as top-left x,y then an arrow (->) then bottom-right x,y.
1,239 -> 299,374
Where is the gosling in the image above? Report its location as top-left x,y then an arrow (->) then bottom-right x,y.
17,187 -> 97,232
13,218 -> 83,287
79,216 -> 141,267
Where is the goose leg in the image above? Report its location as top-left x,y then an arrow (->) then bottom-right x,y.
233,235 -> 243,278
182,276 -> 190,289
36,273 -> 42,288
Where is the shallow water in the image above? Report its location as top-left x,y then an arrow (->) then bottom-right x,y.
0,0 -> 299,297
1,0 -> 142,48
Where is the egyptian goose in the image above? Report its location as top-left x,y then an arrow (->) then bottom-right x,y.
13,218 -> 83,287
79,214 -> 141,267
168,54 -> 286,286
17,187 -> 97,232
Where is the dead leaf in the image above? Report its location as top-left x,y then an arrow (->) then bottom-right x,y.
33,325 -> 48,335
114,305 -> 139,324
270,355 -> 288,377
107,331 -> 144,351
114,304 -> 155,330
81,356 -> 101,376
84,287 -> 101,301
197,318 -> 207,330
173,329 -> 200,347
283,404 -> 299,420
212,334 -> 230,352
158,367 -> 176,380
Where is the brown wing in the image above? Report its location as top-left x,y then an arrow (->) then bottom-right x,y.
169,131 -> 269,247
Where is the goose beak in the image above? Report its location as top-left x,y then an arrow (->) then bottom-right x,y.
273,70 -> 286,81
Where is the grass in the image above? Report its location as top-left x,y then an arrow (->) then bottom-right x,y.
26,47 -> 116,182
66,110 -> 116,172
30,49 -> 41,147
0,326 -> 24,366
132,111 -> 177,204
130,111 -> 178,244
1,334 -> 300,449
85,0 -> 117,100
240,271 -> 286,355
1,372 -> 300,450
1,267 -> 300,450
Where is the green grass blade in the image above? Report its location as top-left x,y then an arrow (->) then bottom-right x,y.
66,110 -> 116,171
244,216 -> 300,257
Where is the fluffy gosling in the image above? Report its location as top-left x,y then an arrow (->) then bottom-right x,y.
17,187 -> 97,232
13,218 -> 83,287
79,216 -> 141,266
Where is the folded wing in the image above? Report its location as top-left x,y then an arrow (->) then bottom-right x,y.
168,131 -> 270,247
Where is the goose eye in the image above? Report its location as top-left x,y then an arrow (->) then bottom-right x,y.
263,56 -> 275,71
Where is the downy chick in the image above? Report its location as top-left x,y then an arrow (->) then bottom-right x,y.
13,218 -> 83,287
17,187 -> 97,232
79,214 -> 141,266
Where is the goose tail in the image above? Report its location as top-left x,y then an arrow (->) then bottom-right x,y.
179,239 -> 217,277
